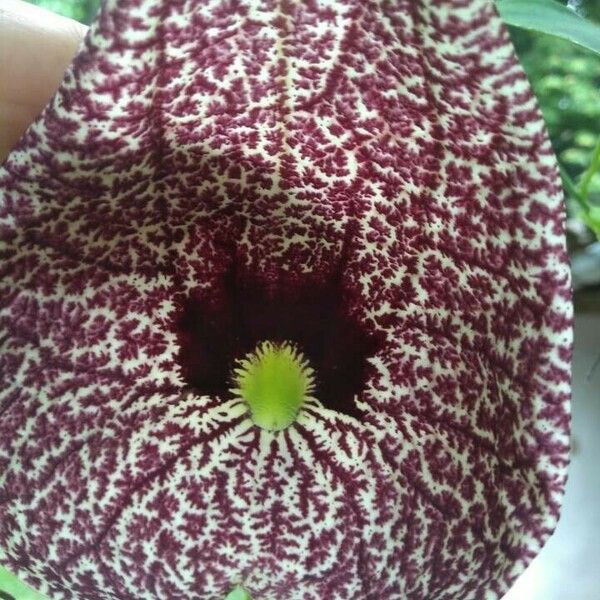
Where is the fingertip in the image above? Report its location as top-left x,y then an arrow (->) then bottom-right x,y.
0,0 -> 89,161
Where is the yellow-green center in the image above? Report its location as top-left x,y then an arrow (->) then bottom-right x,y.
232,341 -> 315,431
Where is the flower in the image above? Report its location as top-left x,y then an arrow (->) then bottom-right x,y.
0,0 -> 572,599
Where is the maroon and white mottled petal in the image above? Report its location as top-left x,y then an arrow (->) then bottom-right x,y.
0,0 -> 571,598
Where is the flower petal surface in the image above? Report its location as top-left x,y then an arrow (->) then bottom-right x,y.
0,1 -> 572,599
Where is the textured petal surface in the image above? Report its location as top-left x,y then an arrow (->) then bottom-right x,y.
0,1 -> 572,599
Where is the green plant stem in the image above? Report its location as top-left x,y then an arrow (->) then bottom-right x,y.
560,164 -> 590,214
578,138 -> 600,200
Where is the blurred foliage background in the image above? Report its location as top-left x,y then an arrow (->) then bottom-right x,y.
508,0 -> 600,239
27,0 -> 99,27
26,0 -> 600,240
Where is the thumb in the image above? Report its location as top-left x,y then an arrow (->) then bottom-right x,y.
0,0 -> 87,161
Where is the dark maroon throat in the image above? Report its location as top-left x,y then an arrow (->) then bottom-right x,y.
174,269 -> 381,420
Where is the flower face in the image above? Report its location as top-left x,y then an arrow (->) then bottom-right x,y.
0,0 -> 572,599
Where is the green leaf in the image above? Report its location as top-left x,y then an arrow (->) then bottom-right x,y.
0,566 -> 48,600
496,0 -> 600,56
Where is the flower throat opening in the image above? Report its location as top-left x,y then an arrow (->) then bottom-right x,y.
174,271 -> 380,421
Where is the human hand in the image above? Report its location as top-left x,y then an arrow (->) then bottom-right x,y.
0,0 -> 87,162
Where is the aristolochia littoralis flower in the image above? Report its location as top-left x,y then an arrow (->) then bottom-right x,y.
0,0 -> 572,599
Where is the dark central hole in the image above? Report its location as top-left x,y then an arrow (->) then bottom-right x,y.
174,270 -> 380,420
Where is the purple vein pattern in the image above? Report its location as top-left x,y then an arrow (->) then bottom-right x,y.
0,0 -> 572,599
